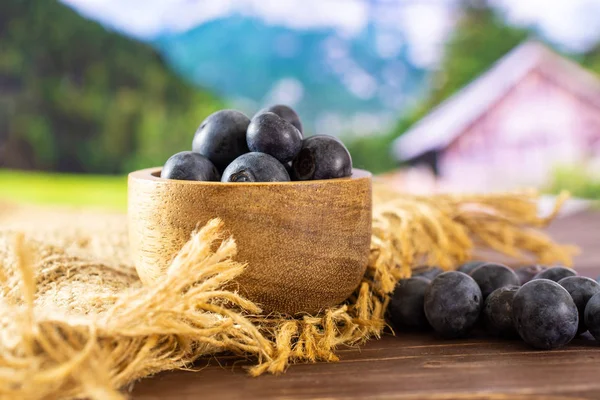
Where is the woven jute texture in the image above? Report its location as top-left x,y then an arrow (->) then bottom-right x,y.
0,188 -> 577,399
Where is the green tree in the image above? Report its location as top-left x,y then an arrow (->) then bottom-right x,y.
0,0 -> 224,174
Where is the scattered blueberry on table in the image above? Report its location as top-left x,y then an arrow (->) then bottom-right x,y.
387,262 -> 600,351
162,105 -> 352,182
558,276 -> 600,334
457,261 -> 486,275
423,271 -> 482,338
387,277 -> 431,331
483,286 -> 519,338
515,264 -> 547,285
469,263 -> 520,300
532,266 -> 576,282
512,279 -> 578,349
412,266 -> 443,281
585,292 -> 600,341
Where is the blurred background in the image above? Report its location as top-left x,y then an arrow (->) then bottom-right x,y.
1,0 -> 600,210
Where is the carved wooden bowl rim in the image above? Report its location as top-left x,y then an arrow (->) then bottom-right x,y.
129,167 -> 372,185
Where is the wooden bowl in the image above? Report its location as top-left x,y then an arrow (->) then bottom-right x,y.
128,167 -> 372,315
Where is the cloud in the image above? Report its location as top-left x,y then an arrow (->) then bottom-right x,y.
62,0 -> 367,38
494,0 -> 600,52
62,0 -> 600,60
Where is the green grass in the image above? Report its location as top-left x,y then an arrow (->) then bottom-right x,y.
0,169 -> 127,211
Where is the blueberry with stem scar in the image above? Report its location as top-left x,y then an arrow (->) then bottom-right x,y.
160,151 -> 220,182
221,152 -> 290,182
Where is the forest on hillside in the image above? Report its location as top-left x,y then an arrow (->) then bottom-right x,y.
0,0 -> 223,174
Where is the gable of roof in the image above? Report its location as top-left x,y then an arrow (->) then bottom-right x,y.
392,40 -> 600,161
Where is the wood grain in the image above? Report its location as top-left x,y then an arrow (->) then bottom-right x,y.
131,210 -> 600,400
128,167 -> 372,315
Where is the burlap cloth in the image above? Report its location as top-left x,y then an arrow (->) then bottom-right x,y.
0,188 -> 576,399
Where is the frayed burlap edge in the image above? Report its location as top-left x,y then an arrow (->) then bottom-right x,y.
0,189 -> 577,399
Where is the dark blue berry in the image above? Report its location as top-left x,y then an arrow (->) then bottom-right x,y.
192,110 -> 250,171
558,276 -> 600,334
470,263 -> 520,300
262,104 -> 303,133
512,279 -> 578,349
424,271 -> 482,338
413,266 -> 443,281
532,266 -> 576,282
292,135 -> 352,180
221,152 -> 290,182
387,277 -> 431,331
160,151 -> 220,181
515,265 -> 547,285
483,286 -> 519,337
247,112 -> 303,164
585,292 -> 600,341
458,261 -> 486,275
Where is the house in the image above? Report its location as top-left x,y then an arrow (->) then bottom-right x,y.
390,41 -> 600,193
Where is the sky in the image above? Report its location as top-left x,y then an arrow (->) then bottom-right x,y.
62,0 -> 600,69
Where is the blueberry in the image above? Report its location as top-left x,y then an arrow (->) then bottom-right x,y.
532,266 -> 576,282
424,271 -> 482,338
512,279 -> 578,349
292,135 -> 352,180
558,276 -> 600,334
387,277 -> 431,331
160,151 -> 220,182
412,266 -> 443,281
458,261 -> 486,275
483,286 -> 519,337
246,112 -> 303,164
470,263 -> 520,300
192,110 -> 250,171
262,104 -> 303,133
585,292 -> 600,341
221,152 -> 290,182
515,265 -> 547,285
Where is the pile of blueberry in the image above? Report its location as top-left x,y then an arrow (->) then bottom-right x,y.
387,262 -> 600,349
160,105 -> 353,182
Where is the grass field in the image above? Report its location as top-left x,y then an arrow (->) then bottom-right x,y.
0,169 -> 127,211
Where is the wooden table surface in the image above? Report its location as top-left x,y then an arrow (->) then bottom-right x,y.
132,210 -> 600,400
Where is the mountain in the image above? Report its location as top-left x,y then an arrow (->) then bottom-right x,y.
0,0 -> 223,173
153,16 -> 426,134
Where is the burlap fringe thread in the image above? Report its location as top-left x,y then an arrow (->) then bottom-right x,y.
0,188 -> 577,399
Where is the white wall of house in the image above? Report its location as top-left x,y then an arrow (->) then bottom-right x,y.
437,70 -> 600,193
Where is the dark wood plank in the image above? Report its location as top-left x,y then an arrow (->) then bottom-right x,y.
131,210 -> 600,400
